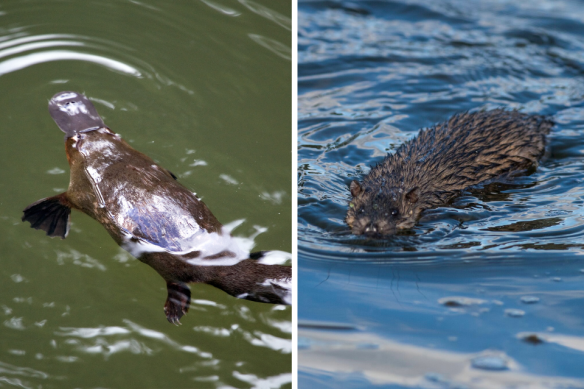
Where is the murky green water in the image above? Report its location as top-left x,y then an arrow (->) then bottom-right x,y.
0,1 -> 291,388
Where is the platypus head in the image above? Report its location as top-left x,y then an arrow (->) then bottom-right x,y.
346,180 -> 422,236
49,91 -> 105,138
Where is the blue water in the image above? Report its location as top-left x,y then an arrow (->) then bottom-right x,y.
298,1 -> 584,387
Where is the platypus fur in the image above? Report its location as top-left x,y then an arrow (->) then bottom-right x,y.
23,91 -> 291,324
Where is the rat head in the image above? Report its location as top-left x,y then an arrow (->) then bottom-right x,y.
346,180 -> 423,236
49,91 -> 105,138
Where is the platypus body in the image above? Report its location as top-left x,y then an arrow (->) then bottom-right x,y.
346,110 -> 554,236
23,91 -> 291,324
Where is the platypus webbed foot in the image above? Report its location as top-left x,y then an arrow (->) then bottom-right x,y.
164,282 -> 191,325
22,193 -> 71,239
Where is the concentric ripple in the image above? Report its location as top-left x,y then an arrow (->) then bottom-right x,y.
0,34 -> 136,75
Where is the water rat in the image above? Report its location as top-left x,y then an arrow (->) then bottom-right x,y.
346,109 -> 553,236
23,91 -> 291,324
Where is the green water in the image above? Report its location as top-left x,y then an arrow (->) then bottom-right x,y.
0,1 -> 291,388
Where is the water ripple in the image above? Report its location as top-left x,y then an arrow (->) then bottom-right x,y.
0,360 -> 48,380
249,33 -> 291,60
0,32 -> 199,94
56,320 -> 214,359
239,0 -> 291,30
299,0 -> 584,258
0,50 -> 141,77
233,372 -> 292,388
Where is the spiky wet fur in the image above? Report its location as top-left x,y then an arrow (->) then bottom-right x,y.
346,109 -> 553,236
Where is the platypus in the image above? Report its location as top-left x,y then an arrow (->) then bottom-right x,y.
23,91 -> 291,324
346,110 -> 553,236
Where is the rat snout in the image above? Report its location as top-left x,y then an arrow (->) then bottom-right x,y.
364,223 -> 379,235
362,219 -> 395,237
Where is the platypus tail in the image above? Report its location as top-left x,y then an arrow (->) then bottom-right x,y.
164,258 -> 292,324
207,259 -> 292,306
48,91 -> 105,138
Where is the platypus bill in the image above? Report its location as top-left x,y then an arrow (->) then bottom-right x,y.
23,91 -> 291,324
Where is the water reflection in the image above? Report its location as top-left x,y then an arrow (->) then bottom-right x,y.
300,255 -> 584,386
301,327 -> 584,387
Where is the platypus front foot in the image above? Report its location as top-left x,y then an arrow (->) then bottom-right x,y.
164,282 -> 191,325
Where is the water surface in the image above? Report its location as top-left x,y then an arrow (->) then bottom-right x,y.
298,0 -> 584,387
0,1 -> 291,387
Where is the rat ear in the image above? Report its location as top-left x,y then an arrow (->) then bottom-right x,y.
405,187 -> 419,204
349,181 -> 362,197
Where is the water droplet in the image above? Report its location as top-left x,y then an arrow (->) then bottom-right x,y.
471,355 -> 508,371
520,296 -> 539,304
505,309 -> 525,318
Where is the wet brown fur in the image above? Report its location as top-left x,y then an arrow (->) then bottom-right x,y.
346,109 -> 553,236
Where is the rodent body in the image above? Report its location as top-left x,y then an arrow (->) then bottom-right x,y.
346,109 -> 553,236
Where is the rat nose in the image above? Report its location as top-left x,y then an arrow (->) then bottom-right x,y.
364,223 -> 378,234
